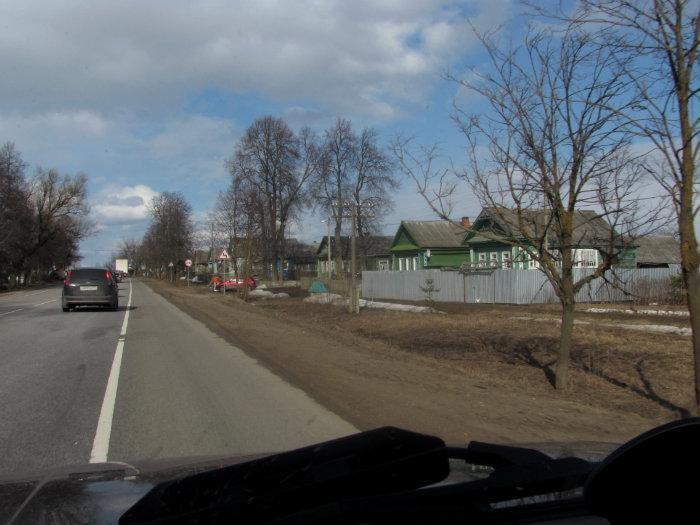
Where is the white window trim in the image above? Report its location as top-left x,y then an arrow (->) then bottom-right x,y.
478,252 -> 487,268
502,251 -> 512,269
573,249 -> 599,268
529,253 -> 540,269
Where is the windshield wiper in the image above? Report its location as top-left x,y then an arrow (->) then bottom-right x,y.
120,427 -> 593,524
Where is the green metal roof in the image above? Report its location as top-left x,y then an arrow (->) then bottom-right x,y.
391,242 -> 420,251
465,234 -> 507,244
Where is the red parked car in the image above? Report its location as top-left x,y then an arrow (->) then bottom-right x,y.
214,277 -> 256,291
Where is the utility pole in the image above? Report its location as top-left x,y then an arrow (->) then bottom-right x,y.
321,215 -> 332,281
350,204 -> 358,314
333,199 -> 375,314
210,221 -> 215,276
327,216 -> 332,281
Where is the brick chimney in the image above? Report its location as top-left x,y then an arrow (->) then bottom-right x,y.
460,216 -> 470,228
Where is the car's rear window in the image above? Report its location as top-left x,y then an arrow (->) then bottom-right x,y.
71,269 -> 108,282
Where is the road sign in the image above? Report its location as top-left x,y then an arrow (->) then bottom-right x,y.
217,249 -> 231,261
168,261 -> 174,267
185,259 -> 192,267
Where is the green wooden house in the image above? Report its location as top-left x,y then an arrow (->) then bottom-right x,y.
464,207 -> 636,269
390,220 -> 471,270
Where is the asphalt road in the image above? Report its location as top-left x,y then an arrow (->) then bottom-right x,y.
0,279 -> 356,478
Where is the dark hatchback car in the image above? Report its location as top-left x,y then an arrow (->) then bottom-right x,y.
62,268 -> 119,311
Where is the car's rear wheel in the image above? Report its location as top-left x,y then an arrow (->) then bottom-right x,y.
62,307 -> 69,312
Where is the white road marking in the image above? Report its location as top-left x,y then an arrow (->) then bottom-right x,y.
0,308 -> 23,317
33,299 -> 56,307
90,279 -> 133,463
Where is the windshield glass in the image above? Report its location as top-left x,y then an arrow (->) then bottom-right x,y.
0,0 -> 697,492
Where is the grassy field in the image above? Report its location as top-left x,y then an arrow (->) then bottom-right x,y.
256,294 -> 694,421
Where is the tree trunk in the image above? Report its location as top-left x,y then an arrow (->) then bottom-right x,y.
334,222 -> 343,279
686,269 -> 700,415
680,182 -> 700,414
556,249 -> 575,391
556,299 -> 575,390
677,55 -> 700,415
241,223 -> 253,300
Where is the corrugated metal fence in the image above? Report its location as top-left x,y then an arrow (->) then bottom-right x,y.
361,266 -> 682,304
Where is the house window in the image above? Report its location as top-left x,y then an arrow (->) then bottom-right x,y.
398,258 -> 403,271
413,256 -> 419,271
490,252 -> 499,268
574,249 -> 598,268
378,259 -> 389,271
502,251 -> 512,269
529,255 -> 540,270
478,253 -> 487,267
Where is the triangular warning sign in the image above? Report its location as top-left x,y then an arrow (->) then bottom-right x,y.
217,249 -> 231,260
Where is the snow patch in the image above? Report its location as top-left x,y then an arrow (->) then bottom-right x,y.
359,299 -> 443,314
304,293 -> 345,305
304,293 -> 442,313
586,307 -> 688,318
248,289 -> 274,298
510,316 -> 690,336
249,289 -> 290,299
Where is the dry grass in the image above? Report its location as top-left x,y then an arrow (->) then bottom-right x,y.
257,298 -> 695,421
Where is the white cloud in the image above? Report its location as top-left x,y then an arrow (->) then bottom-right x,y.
0,0 -> 511,118
92,184 -> 159,223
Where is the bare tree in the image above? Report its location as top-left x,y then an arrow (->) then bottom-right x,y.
215,177 -> 244,277
352,127 -> 398,270
395,26 -> 653,389
314,117 -> 357,275
0,142 -> 31,286
143,191 -> 193,277
117,238 -> 141,273
226,116 -> 316,281
543,0 -> 700,416
313,119 -> 397,273
22,168 -> 92,283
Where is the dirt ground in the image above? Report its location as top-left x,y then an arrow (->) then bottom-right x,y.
145,279 -> 693,446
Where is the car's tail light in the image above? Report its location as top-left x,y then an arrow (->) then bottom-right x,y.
106,271 -> 112,281
64,271 -> 72,286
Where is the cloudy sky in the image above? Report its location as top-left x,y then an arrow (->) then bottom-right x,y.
1,0 -> 512,265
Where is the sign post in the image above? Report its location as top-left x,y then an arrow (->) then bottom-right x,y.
216,249 -> 231,296
185,259 -> 192,287
168,261 -> 174,283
